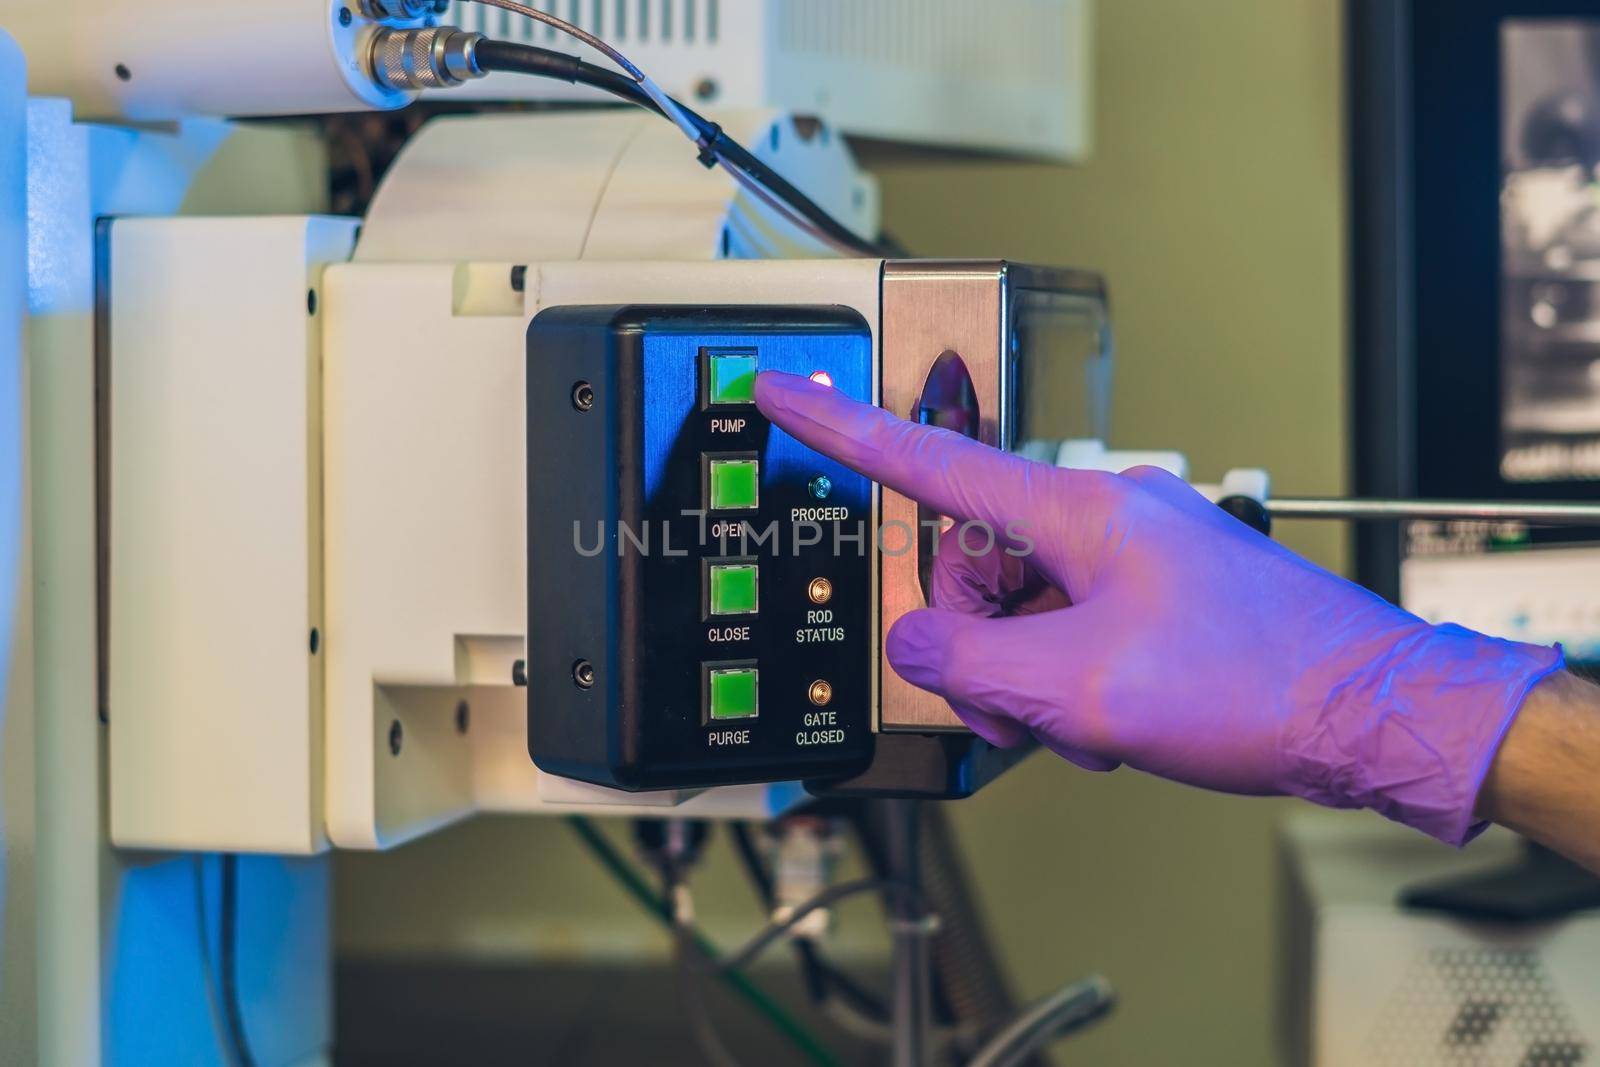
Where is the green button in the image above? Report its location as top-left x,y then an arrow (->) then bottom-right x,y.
708,667 -> 759,721
710,564 -> 759,617
709,352 -> 758,406
709,458 -> 760,511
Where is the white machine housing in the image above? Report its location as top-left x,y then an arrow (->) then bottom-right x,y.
4,0 -> 1094,159
101,106 -> 1122,854
3,0 -> 413,119
0,7 -> 1092,1062
1281,813 -> 1600,1066
104,108 -> 882,854
439,0 -> 1096,159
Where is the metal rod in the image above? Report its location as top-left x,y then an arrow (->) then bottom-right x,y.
886,799 -> 931,1067
1268,498 -> 1600,525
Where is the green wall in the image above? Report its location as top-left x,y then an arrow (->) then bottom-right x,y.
338,2 -> 1349,1064
856,4 -> 1348,1061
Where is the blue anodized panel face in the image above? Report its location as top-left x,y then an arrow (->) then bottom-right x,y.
634,312 -> 875,781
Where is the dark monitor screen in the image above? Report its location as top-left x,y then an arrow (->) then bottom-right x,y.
1501,21 -> 1600,482
1351,0 -> 1600,662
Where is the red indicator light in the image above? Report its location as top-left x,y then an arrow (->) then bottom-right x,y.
809,371 -> 835,388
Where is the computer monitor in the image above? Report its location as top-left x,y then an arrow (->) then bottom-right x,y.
1351,0 -> 1600,664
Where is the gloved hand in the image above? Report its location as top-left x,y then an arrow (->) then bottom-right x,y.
755,371 -> 1566,846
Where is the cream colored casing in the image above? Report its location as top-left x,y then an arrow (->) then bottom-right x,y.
107,216 -> 355,855
321,257 -> 883,850
436,0 -> 1096,160
3,0 -> 412,120
104,109 -> 878,853
102,110 -> 1109,855
323,253 -> 1111,844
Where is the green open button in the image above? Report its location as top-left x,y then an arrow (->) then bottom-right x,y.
708,457 -> 760,511
707,666 -> 759,722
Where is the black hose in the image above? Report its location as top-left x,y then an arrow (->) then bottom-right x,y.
728,822 -> 892,1022
717,878 -> 922,975
965,977 -> 1116,1067
471,39 -> 888,255
474,39 -> 660,114
564,817 -> 841,1066
728,823 -> 776,903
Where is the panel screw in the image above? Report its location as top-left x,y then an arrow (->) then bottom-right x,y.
115,64 -> 132,82
808,475 -> 833,501
307,289 -> 318,316
512,659 -> 528,687
808,577 -> 833,605
573,659 -> 596,690
808,680 -> 833,707
388,719 -> 403,756
309,628 -> 321,655
695,78 -> 720,102
572,381 -> 595,412
455,700 -> 470,735
339,7 -> 354,26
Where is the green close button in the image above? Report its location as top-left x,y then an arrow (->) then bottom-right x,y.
709,563 -> 759,616
708,666 -> 759,721
708,351 -> 758,406
709,458 -> 760,511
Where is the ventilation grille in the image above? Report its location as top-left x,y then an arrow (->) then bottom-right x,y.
433,0 -> 1090,158
772,0 -> 1068,87
448,0 -> 722,45
1369,948 -> 1589,1066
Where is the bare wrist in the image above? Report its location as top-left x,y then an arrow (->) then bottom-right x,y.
1477,670 -> 1600,873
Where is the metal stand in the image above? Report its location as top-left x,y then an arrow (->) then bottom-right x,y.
887,799 -> 933,1067
1268,497 -> 1600,525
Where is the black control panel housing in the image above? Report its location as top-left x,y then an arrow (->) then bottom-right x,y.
526,305 -> 877,791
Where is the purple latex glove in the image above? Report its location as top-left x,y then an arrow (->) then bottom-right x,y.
755,371 -> 1566,846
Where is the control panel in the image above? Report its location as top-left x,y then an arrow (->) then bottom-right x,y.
526,306 -> 876,790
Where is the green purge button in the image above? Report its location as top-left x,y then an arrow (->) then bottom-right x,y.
709,457 -> 760,511
708,666 -> 759,721
708,351 -> 758,406
710,563 -> 759,617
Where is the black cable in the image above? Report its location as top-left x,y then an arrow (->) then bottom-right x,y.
728,823 -> 775,904
474,39 -> 661,115
563,818 -> 841,1066
965,976 -> 1117,1067
726,824 -> 891,1023
471,39 -> 890,256
663,869 -> 747,1067
193,859 -> 241,1067
717,878 -> 924,975
218,855 -> 258,1067
686,110 -> 877,253
726,823 -> 829,1001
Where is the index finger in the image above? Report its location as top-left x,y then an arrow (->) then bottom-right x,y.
755,370 -> 1088,541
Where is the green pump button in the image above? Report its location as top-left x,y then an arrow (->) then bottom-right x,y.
709,458 -> 760,511
707,666 -> 759,721
708,351 -> 758,406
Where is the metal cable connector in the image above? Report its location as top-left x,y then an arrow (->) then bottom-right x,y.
368,27 -> 486,91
